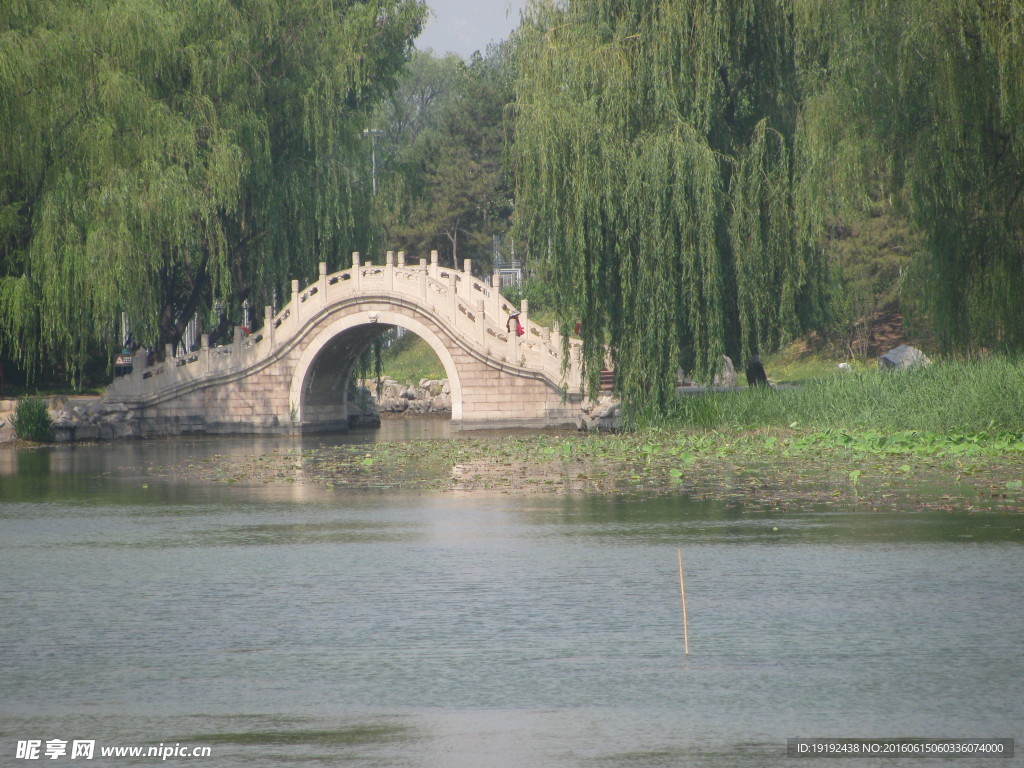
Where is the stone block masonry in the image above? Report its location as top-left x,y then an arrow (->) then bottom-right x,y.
94,255 -> 597,438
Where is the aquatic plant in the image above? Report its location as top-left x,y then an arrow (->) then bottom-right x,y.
9,397 -> 53,442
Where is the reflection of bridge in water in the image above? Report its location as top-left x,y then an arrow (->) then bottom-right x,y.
106,251 -> 587,435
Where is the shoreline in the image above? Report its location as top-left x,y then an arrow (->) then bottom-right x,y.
149,427 -> 1024,512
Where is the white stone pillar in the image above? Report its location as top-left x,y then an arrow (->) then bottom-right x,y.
491,272 -> 502,318
200,334 -> 210,373
449,268 -> 457,324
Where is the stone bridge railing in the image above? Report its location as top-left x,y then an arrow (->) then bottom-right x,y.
107,250 -> 583,403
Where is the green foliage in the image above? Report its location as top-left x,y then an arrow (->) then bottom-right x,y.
823,206 -> 924,357
9,397 -> 53,442
0,0 -> 426,383
663,357 -> 1024,434
798,0 -> 1024,353
500,277 -> 559,322
371,47 -> 515,270
378,332 -> 446,384
763,345 -> 859,383
512,0 -> 830,414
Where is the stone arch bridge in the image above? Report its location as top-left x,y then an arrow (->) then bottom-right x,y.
105,251 -> 587,435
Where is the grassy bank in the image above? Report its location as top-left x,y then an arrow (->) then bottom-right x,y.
378,333 -> 446,384
168,355 -> 1023,508
663,357 -> 1024,433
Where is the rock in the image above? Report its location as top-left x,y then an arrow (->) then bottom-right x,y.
74,424 -> 100,441
576,395 -> 622,431
838,362 -> 852,373
713,355 -> 737,387
53,427 -> 73,442
879,344 -> 931,371
372,378 -> 453,414
112,421 -> 139,438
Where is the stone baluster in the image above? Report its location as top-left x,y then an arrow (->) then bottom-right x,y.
419,257 -> 428,301
318,261 -> 328,300
491,272 -> 502,319
265,305 -> 274,348
397,250 -> 406,267
508,320 -> 518,362
352,251 -> 361,292
430,249 -> 439,280
291,279 -> 300,322
478,299 -> 487,346
448,267 -> 458,323
385,250 -> 394,292
570,339 -> 582,374
200,333 -> 210,373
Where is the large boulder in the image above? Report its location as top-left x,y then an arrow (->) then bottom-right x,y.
713,355 -> 737,387
879,344 -> 931,371
576,395 -> 622,432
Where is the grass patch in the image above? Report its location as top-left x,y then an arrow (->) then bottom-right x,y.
763,344 -> 861,383
379,333 -> 446,384
665,357 -> 1024,433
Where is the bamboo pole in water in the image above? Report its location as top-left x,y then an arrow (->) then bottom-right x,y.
677,549 -> 689,655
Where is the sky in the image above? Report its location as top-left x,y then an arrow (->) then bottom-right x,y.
415,0 -> 530,59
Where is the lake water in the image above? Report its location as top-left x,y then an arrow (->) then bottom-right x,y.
1,424 -> 1022,767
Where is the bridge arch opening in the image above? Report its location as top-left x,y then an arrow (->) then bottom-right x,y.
289,309 -> 464,430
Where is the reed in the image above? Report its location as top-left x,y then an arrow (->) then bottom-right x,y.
9,397 -> 54,442
662,357 -> 1024,433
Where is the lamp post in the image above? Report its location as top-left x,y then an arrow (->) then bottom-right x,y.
363,128 -> 382,195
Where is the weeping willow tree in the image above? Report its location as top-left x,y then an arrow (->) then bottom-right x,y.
511,0 -> 830,415
797,0 -> 1024,354
0,0 -> 425,383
